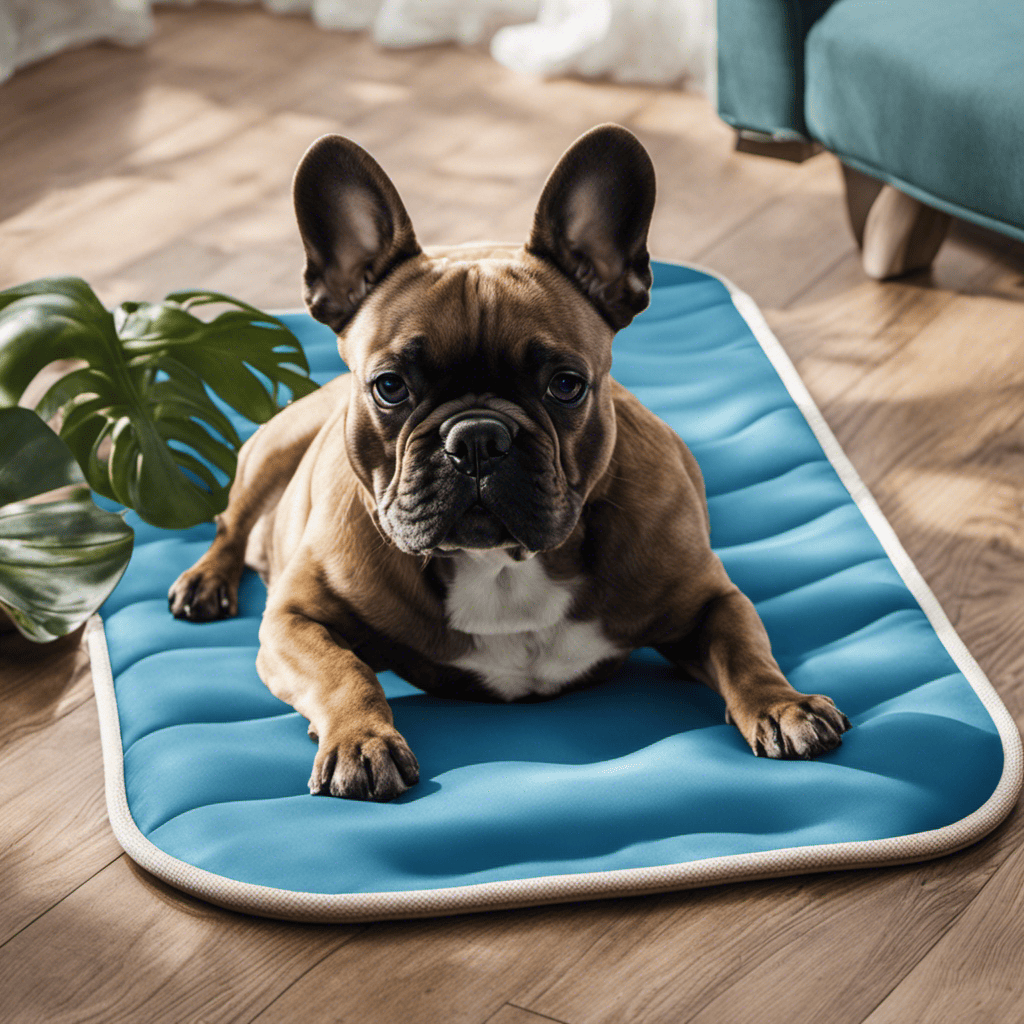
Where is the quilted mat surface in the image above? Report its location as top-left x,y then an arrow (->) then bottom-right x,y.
89,261 -> 1022,920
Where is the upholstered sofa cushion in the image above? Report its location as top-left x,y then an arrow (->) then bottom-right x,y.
805,0 -> 1024,242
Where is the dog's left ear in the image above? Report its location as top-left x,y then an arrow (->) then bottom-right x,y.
293,134 -> 422,333
528,124 -> 656,330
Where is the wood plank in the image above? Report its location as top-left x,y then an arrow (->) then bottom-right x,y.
692,153 -> 856,310
768,223 -> 1024,410
0,82 -> 213,225
859,820 -> 1024,1024
906,419 -> 1024,714
0,15 -> 193,154
767,242 -> 994,406
820,284 -> 1024,539
872,470 -> 1024,712
0,109 -> 336,292
0,699 -> 120,945
775,260 -> 1024,704
94,238 -> 243,308
489,1006 -> 572,1024
248,904 -> 619,1024
480,64 -> 651,129
682,839 -> 1024,1024
0,630 -> 92,751
516,807 -> 1023,1024
0,856 -> 361,1024
0,4 -> 332,225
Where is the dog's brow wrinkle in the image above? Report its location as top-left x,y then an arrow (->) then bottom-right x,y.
524,337 -> 587,378
392,335 -> 426,367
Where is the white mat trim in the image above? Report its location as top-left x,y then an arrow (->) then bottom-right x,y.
87,264 -> 1023,922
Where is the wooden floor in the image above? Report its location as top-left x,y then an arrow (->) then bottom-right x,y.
3,6 -> 1024,1022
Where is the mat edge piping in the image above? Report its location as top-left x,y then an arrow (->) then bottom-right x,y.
87,261 -> 1024,923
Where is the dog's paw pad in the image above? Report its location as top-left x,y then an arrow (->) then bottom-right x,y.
309,726 -> 420,802
751,694 -> 850,760
168,566 -> 238,621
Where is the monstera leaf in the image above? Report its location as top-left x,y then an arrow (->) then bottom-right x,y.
0,407 -> 134,642
0,278 -> 318,529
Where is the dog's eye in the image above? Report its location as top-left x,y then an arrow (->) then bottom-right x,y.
546,372 -> 588,406
372,373 -> 410,407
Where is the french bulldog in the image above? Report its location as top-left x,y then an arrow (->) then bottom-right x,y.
168,124 -> 851,801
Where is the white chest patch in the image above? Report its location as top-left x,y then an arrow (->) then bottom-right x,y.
444,550 -> 622,701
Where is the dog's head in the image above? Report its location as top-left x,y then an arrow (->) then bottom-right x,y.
292,125 -> 655,557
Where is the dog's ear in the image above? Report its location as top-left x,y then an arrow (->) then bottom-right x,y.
528,125 -> 656,330
293,135 -> 421,332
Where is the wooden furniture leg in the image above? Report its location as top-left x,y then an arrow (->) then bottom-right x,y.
843,164 -> 951,279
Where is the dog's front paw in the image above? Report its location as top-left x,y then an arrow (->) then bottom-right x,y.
737,693 -> 851,760
168,563 -> 238,621
309,723 -> 420,801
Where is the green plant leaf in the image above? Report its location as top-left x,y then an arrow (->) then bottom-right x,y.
0,407 -> 133,642
0,405 -> 86,504
0,278 -> 320,529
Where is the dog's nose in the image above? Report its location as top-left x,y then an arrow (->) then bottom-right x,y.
440,413 -> 513,478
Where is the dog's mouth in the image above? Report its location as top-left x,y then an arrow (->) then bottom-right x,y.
382,434 -> 582,556
437,503 -> 514,551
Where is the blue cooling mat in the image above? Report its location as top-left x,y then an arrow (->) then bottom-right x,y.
88,261 -> 1022,921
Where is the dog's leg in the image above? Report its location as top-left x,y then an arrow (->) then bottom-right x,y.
658,588 -> 851,759
168,379 -> 342,621
257,565 -> 419,801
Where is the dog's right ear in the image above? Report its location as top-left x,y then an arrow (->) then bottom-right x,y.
293,135 -> 421,333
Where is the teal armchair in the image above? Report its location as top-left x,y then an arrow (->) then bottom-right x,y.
717,0 -> 1024,277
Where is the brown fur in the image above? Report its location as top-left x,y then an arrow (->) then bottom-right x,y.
169,126 -> 850,801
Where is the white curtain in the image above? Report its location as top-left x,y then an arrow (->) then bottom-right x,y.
0,1 -> 152,83
1,0 -> 716,93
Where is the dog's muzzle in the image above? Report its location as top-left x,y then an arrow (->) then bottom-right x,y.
439,410 -> 519,479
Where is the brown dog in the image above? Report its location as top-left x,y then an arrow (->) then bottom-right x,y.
168,125 -> 850,801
